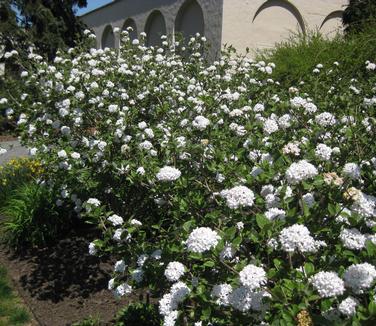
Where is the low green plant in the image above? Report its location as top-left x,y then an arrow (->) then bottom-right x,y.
1,181 -> 67,248
257,26 -> 376,85
115,303 -> 160,326
72,315 -> 101,326
0,265 -> 30,326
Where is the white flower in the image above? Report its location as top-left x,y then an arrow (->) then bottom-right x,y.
220,185 -> 255,209
344,263 -> 376,293
113,228 -> 125,242
229,287 -> 270,312
282,142 -> 300,156
192,115 -> 210,130
88,242 -> 97,255
285,160 -> 318,184
130,219 -> 142,226
0,147 -> 7,156
131,268 -> 144,283
338,297 -> 358,316
310,271 -> 345,298
211,283 -> 232,306
71,152 -> 80,159
164,262 -> 186,282
239,264 -> 267,290
279,224 -> 323,253
87,198 -> 101,206
114,260 -> 126,273
156,166 -> 181,181
108,214 -> 124,226
351,192 -> 376,219
108,278 -> 115,290
263,118 -> 279,135
343,163 -> 361,180
114,283 -> 132,297
300,194 -> 314,209
315,143 -> 332,161
339,228 -> 366,250
315,112 -> 336,127
265,208 -> 285,221
57,149 -> 67,158
185,227 -> 220,253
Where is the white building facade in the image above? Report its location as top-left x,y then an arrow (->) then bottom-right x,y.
81,0 -> 348,57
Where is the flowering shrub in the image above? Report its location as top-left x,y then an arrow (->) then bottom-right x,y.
2,30 -> 376,324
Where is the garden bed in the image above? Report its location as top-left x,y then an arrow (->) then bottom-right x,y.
0,222 -> 136,326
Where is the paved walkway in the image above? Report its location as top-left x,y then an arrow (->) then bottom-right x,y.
0,140 -> 29,166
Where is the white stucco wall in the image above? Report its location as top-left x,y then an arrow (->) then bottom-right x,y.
221,0 -> 347,54
81,0 -> 224,58
81,0 -> 347,57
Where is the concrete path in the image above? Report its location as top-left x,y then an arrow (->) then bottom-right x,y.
0,140 -> 29,166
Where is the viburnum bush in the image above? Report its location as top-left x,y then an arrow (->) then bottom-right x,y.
2,29 -> 376,325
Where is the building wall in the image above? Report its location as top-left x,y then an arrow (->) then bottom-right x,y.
81,0 -> 348,56
81,0 -> 224,58
221,0 -> 347,54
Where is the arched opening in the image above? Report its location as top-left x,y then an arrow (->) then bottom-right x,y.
145,10 -> 166,47
320,10 -> 344,37
101,25 -> 115,48
252,0 -> 305,49
122,18 -> 138,40
175,0 -> 205,41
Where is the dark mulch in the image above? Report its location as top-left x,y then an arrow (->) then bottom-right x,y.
0,224 -> 139,326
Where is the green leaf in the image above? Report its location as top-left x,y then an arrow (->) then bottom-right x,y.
368,301 -> 376,316
182,220 -> 194,232
304,262 -> 315,276
256,214 -> 270,229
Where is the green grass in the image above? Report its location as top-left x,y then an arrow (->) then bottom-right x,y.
257,26 -> 376,85
1,181 -> 66,249
0,265 -> 30,326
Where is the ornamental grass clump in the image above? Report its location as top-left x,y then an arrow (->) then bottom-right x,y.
2,28 -> 376,324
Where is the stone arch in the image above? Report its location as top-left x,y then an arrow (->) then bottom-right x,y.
122,18 -> 138,40
320,10 -> 344,36
145,10 -> 166,47
175,0 -> 205,41
101,25 -> 115,48
252,0 -> 306,49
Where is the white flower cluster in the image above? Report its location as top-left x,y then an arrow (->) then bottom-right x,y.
219,185 -> 255,209
164,262 -> 186,282
239,264 -> 267,290
108,214 -> 124,226
192,115 -> 210,130
343,263 -> 376,293
339,228 -> 366,250
310,271 -> 345,298
159,282 -> 191,325
279,224 -> 324,253
315,143 -> 333,161
185,227 -> 220,253
343,163 -> 361,180
285,160 -> 318,184
156,166 -> 181,182
338,297 -> 358,316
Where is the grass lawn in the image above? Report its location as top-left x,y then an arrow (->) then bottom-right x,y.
0,265 -> 30,326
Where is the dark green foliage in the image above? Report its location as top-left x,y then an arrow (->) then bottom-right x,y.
115,303 -> 160,326
1,182 -> 68,248
343,0 -> 376,34
13,0 -> 88,59
257,27 -> 376,85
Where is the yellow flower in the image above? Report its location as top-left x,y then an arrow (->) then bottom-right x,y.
343,187 -> 361,201
296,310 -> 313,326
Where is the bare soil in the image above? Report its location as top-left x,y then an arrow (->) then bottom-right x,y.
0,224 -> 139,326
